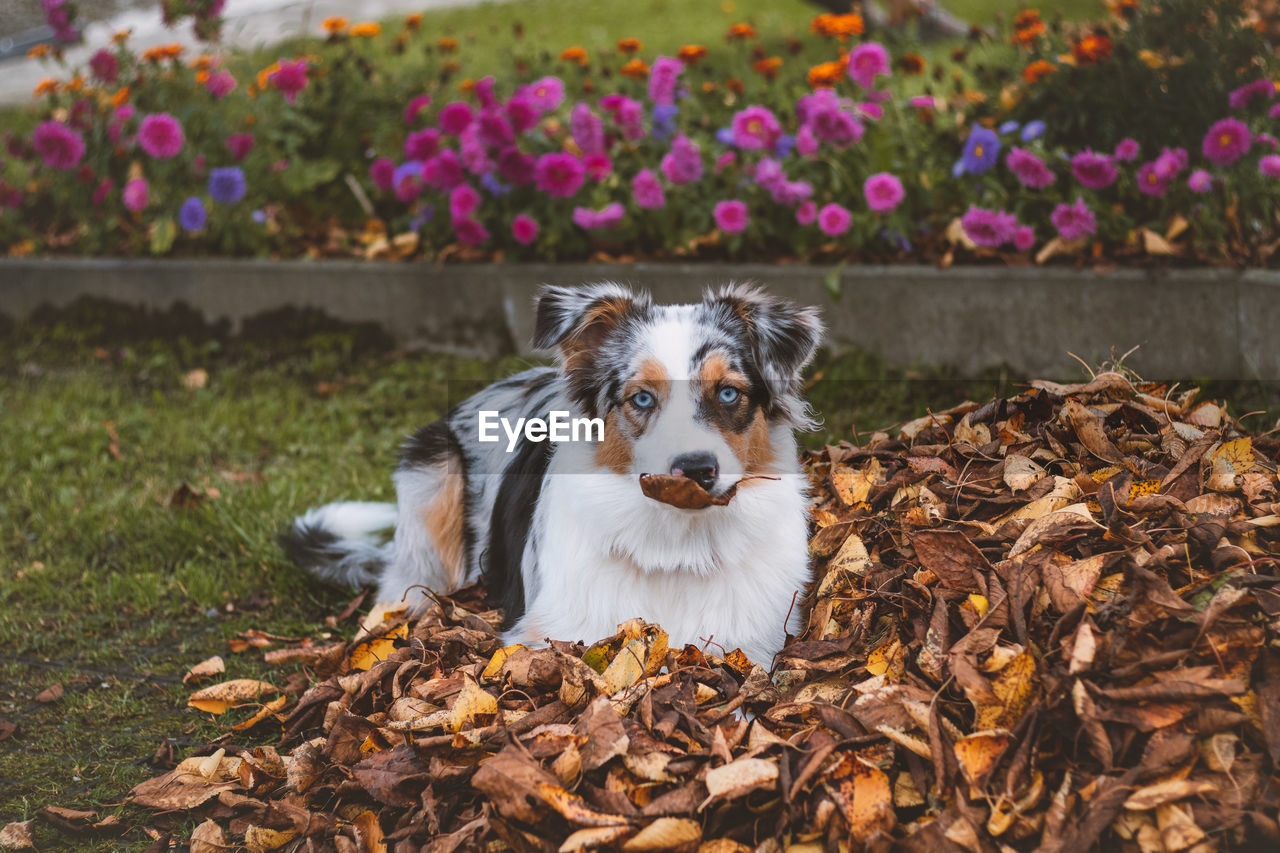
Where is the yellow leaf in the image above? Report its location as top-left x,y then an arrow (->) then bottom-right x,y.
448,676 -> 497,732
954,730 -> 1013,788
967,594 -> 989,619
974,651 -> 1037,730
482,644 -> 526,679
189,698 -> 232,715
182,655 -> 225,685
1204,438 -> 1254,493
230,695 -> 289,731
188,679 -> 278,715
349,624 -> 407,671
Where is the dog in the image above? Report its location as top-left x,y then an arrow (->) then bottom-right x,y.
282,283 -> 822,665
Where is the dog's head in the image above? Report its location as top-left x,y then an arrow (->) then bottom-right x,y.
533,282 -> 822,497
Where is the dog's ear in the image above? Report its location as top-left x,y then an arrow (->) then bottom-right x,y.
532,283 -> 647,363
710,283 -> 823,386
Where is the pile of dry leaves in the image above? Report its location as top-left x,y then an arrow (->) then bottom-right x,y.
120,373 -> 1280,852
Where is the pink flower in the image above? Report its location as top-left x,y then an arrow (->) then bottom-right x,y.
474,76 -> 498,110
122,177 -> 149,212
796,201 -> 817,225
1113,138 -> 1140,162
92,178 -> 113,206
714,200 -> 749,234
714,151 -> 736,173
572,202 -> 625,230
817,203 -> 852,236
569,103 -> 604,154
1153,146 -> 1187,180
404,128 -> 440,160
660,135 -> 703,184
269,59 -> 309,104
909,95 -> 936,111
505,96 -> 538,133
449,184 -> 480,218
1050,197 -> 1096,241
205,70 -> 236,98
1136,161 -> 1169,196
138,113 -> 185,159
512,214 -> 539,244
31,120 -> 84,170
731,106 -> 781,151
1070,149 -> 1117,189
1229,79 -> 1275,111
225,132 -> 255,161
847,42 -> 890,89
796,124 -> 819,156
632,168 -> 665,209
863,172 -> 904,214
477,110 -> 515,148
423,150 -> 465,190
1202,117 -> 1251,166
534,152 -> 585,198
583,152 -> 612,181
497,147 -> 536,185
1272,103 -> 1280,120
648,56 -> 682,106
453,217 -> 490,245
1187,169 -> 1213,192
1013,226 -> 1035,252
404,94 -> 432,126
960,206 -> 1017,248
1260,154 -> 1280,179
396,175 -> 423,202
370,158 -> 396,190
520,76 -> 565,114
439,102 -> 474,135
89,49 -> 118,84
1006,146 -> 1055,189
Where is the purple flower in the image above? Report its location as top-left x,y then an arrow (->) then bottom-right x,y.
89,49 -> 118,84
512,214 -> 539,245
632,169 -> 665,209
796,125 -> 819,156
660,135 -> 703,185
534,152 -> 585,198
1153,147 -> 1187,181
652,104 -> 679,140
583,152 -> 612,181
403,94 -> 432,126
570,103 -> 605,155
477,110 -> 515,148
520,77 -> 565,114
1020,120 -> 1046,142
439,102 -> 474,135
370,157 -> 396,190
404,128 -> 440,161
458,126 -> 494,175
1202,117 -> 1251,166
1013,226 -> 1035,252
505,96 -> 538,133
847,42 -> 890,89
1136,161 -> 1169,196
573,202 -> 625,230
817,203 -> 852,236
731,106 -> 781,151
753,158 -> 785,192
480,174 -> 511,196
714,200 -> 749,234
1187,169 -> 1213,192
1272,103 -> 1280,120
648,56 -> 682,106
1229,79 -> 1275,111
138,114 -> 185,159
776,180 -> 812,205
449,184 -> 480,218
1114,138 -> 1140,162
960,206 -> 1017,248
1070,149 -> 1117,189
209,167 -> 247,204
205,70 -> 236,98
999,120 -> 1020,135
796,201 -> 816,225
775,134 -> 796,158
1050,197 -> 1096,241
31,120 -> 84,169
602,95 -> 645,140
863,172 -> 904,214
1006,147 -> 1055,189
179,197 -> 207,232
423,150 -> 465,190
453,217 -> 490,245
497,147 -> 536,185
809,106 -> 863,149
960,126 -> 1001,175
1260,155 -> 1280,179
123,177 -> 149,212
269,59 -> 308,104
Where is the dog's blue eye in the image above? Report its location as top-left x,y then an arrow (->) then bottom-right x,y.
631,391 -> 656,409
718,387 -> 740,405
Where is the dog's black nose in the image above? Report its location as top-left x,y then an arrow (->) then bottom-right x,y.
670,452 -> 719,492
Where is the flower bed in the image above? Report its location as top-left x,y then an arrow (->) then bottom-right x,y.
3,1 -> 1278,265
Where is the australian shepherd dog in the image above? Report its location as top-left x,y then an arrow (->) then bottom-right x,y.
283,283 -> 822,665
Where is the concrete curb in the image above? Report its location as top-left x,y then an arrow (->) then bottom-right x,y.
2,258 -> 1277,379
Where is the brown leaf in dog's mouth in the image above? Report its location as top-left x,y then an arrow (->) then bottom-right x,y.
638,474 -> 778,509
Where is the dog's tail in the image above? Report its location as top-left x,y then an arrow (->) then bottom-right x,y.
280,501 -> 398,588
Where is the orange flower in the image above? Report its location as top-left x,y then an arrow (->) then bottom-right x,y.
111,86 -> 130,107
702,81 -> 718,93
26,44 -> 51,59
560,46 -> 588,66
617,37 -> 641,55
726,22 -> 756,41
677,44 -> 707,64
256,61 -> 281,90
405,12 -> 423,29
1072,33 -> 1113,65
1105,0 -> 1139,16
753,57 -> 782,79
620,58 -> 650,78
322,16 -> 348,34
189,53 -> 215,70
896,53 -> 926,74
112,30 -> 131,44
142,43 -> 184,62
195,69 -> 210,84
350,22 -> 381,37
1011,10 -> 1045,48
807,60 -> 844,88
442,59 -> 461,74
459,78 -> 476,92
810,13 -> 864,40
67,75 -> 84,92
438,36 -> 458,52
725,77 -> 745,94
1022,59 -> 1057,83
34,78 -> 59,97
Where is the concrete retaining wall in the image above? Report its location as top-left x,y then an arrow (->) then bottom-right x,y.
2,258 -> 1277,379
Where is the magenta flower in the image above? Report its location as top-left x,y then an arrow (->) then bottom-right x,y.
403,94 -> 432,126
449,184 -> 480,218
439,102 -> 474,135
809,106 -> 863,149
458,126 -> 494,175
497,147 -> 536,185
796,125 -> 819,156
1260,155 -> 1280,179
1136,161 -> 1169,196
863,172 -> 904,214
122,177 -> 149,212
404,128 -> 440,161
583,152 -> 612,181
648,56 -> 683,106
601,94 -> 645,140
505,96 -> 538,133
714,200 -> 749,234
847,42 -> 890,89
714,151 -> 736,173
1070,149 -> 1117,189
225,133 -> 254,161
474,76 -> 498,110
1013,226 -> 1035,252
396,174 -> 423,202
570,103 -> 605,154
1229,79 -> 1275,111
960,206 -> 1017,248
1153,147 -> 1187,181
1202,118 -> 1251,165
520,76 -> 565,114
453,217 -> 490,245
534,152 -> 586,198
909,95 -> 936,111
370,158 -> 396,190
1050,197 -> 1097,241
796,201 -> 816,225
573,202 -> 625,230
423,150 -> 465,190
92,178 -> 113,206
1006,147 -> 1055,189
31,120 -> 84,170
731,106 -> 781,151
512,214 -> 539,245
1187,169 -> 1213,192
205,70 -> 236,98
1113,138 -> 1140,162
477,110 -> 515,148
137,113 -> 185,159
269,59 -> 308,104
660,135 -> 703,185
817,203 -> 852,236
632,168 -> 665,209
1272,103 -> 1280,120
89,49 -> 118,84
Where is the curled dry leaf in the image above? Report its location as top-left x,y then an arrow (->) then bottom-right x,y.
188,679 -> 278,715
638,474 -> 779,509
182,655 -> 225,685
703,757 -> 779,801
